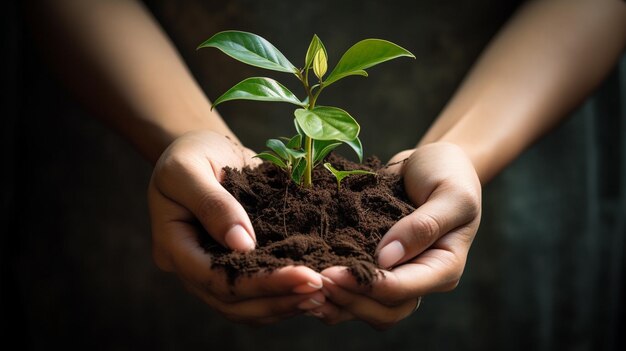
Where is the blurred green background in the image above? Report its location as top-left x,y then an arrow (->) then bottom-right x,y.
2,0 -> 624,350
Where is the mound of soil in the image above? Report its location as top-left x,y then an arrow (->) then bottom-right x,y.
201,153 -> 415,285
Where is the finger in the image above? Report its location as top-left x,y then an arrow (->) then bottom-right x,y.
321,266 -> 372,294
154,150 -> 256,252
160,218 -> 324,301
148,183 -> 190,272
149,189 -> 241,297
164,220 -> 217,287
319,276 -> 415,329
375,183 -> 479,268
352,231 -> 472,304
306,301 -> 354,325
229,265 -> 324,299
322,266 -> 407,308
184,278 -> 327,322
223,290 -> 326,321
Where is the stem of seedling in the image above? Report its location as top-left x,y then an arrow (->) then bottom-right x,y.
303,135 -> 313,187
310,84 -> 324,108
299,69 -> 319,188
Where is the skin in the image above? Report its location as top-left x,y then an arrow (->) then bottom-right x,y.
32,0 -> 327,325
32,0 -> 626,328
313,0 -> 626,328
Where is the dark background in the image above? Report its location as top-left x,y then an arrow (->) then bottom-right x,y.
2,0 -> 624,350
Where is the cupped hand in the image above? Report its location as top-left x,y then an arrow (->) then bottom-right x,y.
314,142 -> 482,329
148,131 -> 325,325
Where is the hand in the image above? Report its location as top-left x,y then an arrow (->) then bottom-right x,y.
314,142 -> 481,329
148,130 -> 325,325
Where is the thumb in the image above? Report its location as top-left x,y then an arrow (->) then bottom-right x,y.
154,156 -> 256,252
375,186 -> 476,268
192,182 -> 257,252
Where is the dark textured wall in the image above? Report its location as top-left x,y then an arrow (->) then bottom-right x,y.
3,1 -> 625,350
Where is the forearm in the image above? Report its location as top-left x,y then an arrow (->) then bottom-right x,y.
420,0 -> 626,183
30,0 -> 237,164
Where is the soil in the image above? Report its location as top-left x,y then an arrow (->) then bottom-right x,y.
201,153 -> 415,285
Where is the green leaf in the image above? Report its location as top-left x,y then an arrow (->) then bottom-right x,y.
286,148 -> 306,159
254,152 -> 287,169
301,95 -> 310,107
198,30 -> 297,73
313,140 -> 342,165
266,139 -> 290,160
294,106 -> 359,141
324,39 -> 415,86
294,118 -> 305,137
286,134 -> 302,149
212,77 -> 304,109
304,34 -> 327,70
291,158 -> 307,184
345,137 -> 364,162
323,163 -> 376,189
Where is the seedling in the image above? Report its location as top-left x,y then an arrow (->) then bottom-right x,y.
198,31 -> 414,187
323,163 -> 376,191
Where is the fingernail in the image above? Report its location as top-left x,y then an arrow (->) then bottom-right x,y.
306,311 -> 325,318
298,298 -> 324,310
320,277 -> 335,298
377,240 -> 405,268
321,276 -> 336,286
293,281 -> 323,294
224,225 -> 255,251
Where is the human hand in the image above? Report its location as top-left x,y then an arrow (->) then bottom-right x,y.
148,130 -> 325,325
314,142 -> 481,329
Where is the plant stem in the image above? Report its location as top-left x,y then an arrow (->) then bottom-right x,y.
310,84 -> 324,109
298,68 -> 323,188
303,69 -> 314,107
303,135 -> 313,187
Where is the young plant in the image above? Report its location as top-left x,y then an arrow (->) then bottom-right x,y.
323,163 -> 376,191
198,31 -> 414,187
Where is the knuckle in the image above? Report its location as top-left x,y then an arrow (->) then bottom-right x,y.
440,179 -> 480,218
409,213 -> 441,244
456,187 -> 481,219
153,152 -> 190,187
196,191 -> 230,223
440,268 -> 463,292
441,278 -> 461,292
427,251 -> 464,292
374,275 -> 408,306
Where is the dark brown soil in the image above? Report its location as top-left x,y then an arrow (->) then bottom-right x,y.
201,153 -> 415,285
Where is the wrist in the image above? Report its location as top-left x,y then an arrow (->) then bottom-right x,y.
147,100 -> 240,164
418,106 -> 519,185
434,139 -> 492,185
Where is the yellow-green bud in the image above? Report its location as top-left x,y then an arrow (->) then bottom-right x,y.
313,48 -> 327,80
